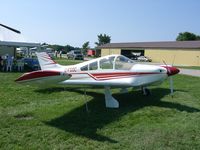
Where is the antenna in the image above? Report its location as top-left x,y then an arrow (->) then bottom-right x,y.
0,24 -> 21,34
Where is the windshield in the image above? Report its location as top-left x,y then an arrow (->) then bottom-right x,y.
115,55 -> 135,70
100,56 -> 115,69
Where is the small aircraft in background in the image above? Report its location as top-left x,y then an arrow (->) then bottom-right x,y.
16,52 -> 179,108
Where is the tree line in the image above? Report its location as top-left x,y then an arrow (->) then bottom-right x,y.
45,34 -> 111,54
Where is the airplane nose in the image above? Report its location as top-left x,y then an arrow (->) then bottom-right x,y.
163,66 -> 180,76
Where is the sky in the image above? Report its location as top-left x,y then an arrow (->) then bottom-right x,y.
0,0 -> 200,47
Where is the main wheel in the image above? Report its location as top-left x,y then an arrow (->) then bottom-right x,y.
142,87 -> 151,96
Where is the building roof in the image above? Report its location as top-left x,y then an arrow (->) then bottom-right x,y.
97,41 -> 200,49
0,41 -> 40,47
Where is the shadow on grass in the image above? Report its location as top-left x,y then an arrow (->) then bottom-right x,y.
42,87 -> 199,143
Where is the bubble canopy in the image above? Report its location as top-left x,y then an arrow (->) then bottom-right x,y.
114,55 -> 135,70
80,55 -> 135,71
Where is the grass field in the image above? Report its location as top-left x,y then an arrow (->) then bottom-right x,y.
0,59 -> 200,149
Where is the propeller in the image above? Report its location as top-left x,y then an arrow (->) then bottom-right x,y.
0,23 -> 21,34
170,55 -> 176,95
162,60 -> 179,96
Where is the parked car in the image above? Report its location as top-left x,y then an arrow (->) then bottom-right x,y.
24,58 -> 40,71
67,50 -> 84,60
137,56 -> 152,62
123,54 -> 138,60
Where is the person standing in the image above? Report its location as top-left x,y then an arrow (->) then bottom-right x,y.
59,50 -> 62,58
6,55 -> 13,72
0,55 -> 2,71
55,50 -> 58,58
2,56 -> 6,71
17,58 -> 24,72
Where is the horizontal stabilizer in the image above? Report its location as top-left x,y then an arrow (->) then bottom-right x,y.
15,70 -> 71,86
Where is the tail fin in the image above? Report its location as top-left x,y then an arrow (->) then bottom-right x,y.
36,52 -> 62,70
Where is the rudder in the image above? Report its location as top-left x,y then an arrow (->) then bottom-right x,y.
36,52 -> 59,70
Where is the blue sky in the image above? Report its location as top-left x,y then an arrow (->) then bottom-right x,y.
1,0 -> 200,47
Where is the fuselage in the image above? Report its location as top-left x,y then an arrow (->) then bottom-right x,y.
47,55 -> 170,87
16,54 -> 179,88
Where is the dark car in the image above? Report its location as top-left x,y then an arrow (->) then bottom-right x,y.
24,58 -> 40,71
67,50 -> 84,60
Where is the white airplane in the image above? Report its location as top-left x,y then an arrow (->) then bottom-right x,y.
16,52 -> 179,108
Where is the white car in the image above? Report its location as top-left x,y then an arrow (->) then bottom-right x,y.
137,56 -> 152,62
67,50 -> 84,60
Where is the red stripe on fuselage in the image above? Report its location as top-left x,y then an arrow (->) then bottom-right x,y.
91,72 -> 157,78
70,72 -> 161,81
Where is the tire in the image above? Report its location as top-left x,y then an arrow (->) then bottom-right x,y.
142,87 -> 151,96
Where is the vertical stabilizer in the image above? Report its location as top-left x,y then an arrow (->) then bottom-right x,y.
36,52 -> 62,70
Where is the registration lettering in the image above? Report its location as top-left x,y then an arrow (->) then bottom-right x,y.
67,67 -> 77,72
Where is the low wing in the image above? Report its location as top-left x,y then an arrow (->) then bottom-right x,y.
15,70 -> 71,86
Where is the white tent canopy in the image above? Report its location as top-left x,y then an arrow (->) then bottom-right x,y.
0,24 -> 40,57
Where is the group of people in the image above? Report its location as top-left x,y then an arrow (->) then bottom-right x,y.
54,50 -> 62,58
0,54 -> 24,72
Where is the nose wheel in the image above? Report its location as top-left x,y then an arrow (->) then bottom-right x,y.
142,87 -> 151,96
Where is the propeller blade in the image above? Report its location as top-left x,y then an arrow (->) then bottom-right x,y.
163,60 -> 176,95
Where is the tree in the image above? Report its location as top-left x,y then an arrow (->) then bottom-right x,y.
47,44 -> 80,54
64,45 -> 77,53
95,34 -> 111,46
176,32 -> 200,41
82,41 -> 90,54
196,35 -> 200,40
48,44 -> 64,52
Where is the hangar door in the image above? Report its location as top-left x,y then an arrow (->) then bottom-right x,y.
121,49 -> 144,60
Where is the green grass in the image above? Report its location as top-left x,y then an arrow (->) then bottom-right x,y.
0,60 -> 200,149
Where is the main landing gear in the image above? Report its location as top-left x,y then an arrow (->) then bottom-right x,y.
103,86 -> 151,108
104,86 -> 119,108
141,87 -> 151,96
